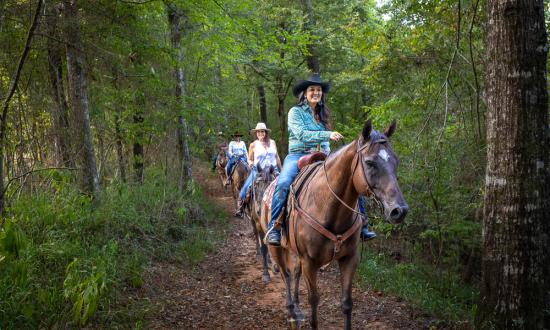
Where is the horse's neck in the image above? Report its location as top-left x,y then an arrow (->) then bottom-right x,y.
306,143 -> 359,230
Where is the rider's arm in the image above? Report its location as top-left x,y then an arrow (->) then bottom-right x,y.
288,106 -> 332,143
247,142 -> 255,166
272,140 -> 283,170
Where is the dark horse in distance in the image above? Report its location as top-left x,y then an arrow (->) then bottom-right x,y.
260,120 -> 409,329
244,164 -> 278,282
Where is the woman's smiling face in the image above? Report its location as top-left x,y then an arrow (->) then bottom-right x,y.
256,130 -> 266,140
305,85 -> 323,104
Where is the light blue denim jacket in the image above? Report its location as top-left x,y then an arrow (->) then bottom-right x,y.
288,103 -> 331,154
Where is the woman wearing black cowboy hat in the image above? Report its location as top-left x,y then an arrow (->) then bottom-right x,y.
225,131 -> 248,186
265,73 -> 376,246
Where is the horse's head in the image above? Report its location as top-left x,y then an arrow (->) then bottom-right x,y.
353,120 -> 408,224
216,150 -> 227,166
256,164 -> 276,183
253,164 -> 276,213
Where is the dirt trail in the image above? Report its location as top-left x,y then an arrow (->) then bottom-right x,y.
143,161 -> 433,329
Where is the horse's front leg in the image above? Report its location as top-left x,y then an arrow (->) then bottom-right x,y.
292,257 -> 304,321
338,252 -> 359,330
302,258 -> 320,329
260,243 -> 270,282
269,247 -> 299,325
253,224 -> 262,259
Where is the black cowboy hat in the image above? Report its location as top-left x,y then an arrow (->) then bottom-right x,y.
232,131 -> 243,137
292,73 -> 331,98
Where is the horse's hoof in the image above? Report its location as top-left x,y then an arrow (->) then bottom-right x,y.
288,318 -> 297,330
271,264 -> 280,273
262,274 -> 270,283
294,310 -> 305,322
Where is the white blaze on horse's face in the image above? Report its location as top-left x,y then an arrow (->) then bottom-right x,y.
378,149 -> 390,162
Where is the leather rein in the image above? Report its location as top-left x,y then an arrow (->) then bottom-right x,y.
290,137 -> 385,256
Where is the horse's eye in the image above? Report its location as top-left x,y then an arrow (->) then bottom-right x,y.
365,160 -> 377,168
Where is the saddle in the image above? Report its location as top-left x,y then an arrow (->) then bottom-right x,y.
297,152 -> 326,171
263,157 -> 325,241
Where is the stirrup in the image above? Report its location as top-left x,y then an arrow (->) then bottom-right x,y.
265,227 -> 281,246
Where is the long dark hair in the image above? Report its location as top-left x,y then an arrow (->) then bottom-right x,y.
256,130 -> 271,148
298,91 -> 332,130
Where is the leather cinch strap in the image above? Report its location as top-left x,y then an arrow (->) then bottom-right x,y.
290,190 -> 362,255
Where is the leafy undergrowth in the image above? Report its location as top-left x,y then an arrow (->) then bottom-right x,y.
357,249 -> 477,328
0,168 -> 226,329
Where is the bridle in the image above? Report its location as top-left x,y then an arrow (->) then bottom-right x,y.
322,136 -> 386,216
289,134 -> 389,257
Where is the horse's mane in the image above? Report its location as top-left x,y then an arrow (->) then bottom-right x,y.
326,130 -> 384,161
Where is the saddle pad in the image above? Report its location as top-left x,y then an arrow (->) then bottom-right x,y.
262,178 -> 279,210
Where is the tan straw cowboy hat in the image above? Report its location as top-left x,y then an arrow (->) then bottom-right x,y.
250,122 -> 271,134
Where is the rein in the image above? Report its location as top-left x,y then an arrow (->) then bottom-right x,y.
290,137 -> 387,258
323,139 -> 384,215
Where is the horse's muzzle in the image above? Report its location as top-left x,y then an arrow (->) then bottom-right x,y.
387,204 -> 408,224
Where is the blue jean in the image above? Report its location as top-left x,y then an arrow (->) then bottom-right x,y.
357,195 -> 368,224
226,155 -> 246,176
239,167 -> 257,200
269,153 -> 307,228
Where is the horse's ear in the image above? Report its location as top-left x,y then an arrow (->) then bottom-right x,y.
256,163 -> 261,173
362,120 -> 373,141
269,165 -> 274,174
384,119 -> 397,138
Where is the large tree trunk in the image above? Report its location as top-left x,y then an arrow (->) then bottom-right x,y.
166,4 -> 192,190
257,84 -> 268,124
45,1 -> 72,168
62,0 -> 100,197
477,0 -> 550,328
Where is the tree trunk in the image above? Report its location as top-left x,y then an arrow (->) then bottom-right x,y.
133,106 -> 144,185
477,0 -> 550,328
62,0 -> 100,197
0,0 -> 42,214
166,4 -> 192,190
301,0 -> 320,73
257,84 -> 267,124
275,75 -> 288,157
111,70 -> 126,183
45,1 -> 72,168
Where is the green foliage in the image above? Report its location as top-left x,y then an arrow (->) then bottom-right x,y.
0,168 -> 226,328
357,249 -> 478,325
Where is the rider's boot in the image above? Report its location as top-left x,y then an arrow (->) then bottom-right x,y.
235,199 -> 244,218
360,214 -> 376,241
266,210 -> 284,246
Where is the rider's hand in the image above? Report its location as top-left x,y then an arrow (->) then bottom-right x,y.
330,131 -> 344,141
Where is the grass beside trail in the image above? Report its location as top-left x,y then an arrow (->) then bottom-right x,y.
356,249 -> 477,327
0,168 -> 227,329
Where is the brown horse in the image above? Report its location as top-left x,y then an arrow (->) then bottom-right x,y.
215,149 -> 228,191
230,159 -> 249,209
244,164 -> 278,282
260,120 -> 408,329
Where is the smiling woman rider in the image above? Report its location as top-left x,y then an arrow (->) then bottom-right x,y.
265,73 -> 376,246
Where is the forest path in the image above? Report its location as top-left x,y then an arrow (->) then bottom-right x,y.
143,160 -> 431,329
